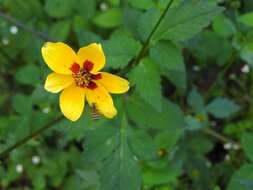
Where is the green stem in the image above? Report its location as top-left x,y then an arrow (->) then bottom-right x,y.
0,10 -> 53,41
0,115 -> 63,161
120,0 -> 174,75
203,128 -> 238,145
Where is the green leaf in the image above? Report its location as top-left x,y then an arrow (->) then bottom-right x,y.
49,19 -> 71,41
187,135 -> 213,155
153,0 -> 224,42
241,133 -> 253,162
143,164 -> 182,186
104,36 -> 141,69
128,0 -> 155,10
11,93 -> 33,116
239,12 -> 253,27
122,8 -> 143,39
4,0 -> 43,20
138,8 -> 160,42
128,128 -> 158,160
191,31 -> 233,66
76,29 -> 102,47
213,187 -> 221,190
129,58 -> 162,111
150,41 -> 186,90
108,0 -> 120,6
206,97 -> 240,119
227,164 -> 253,190
74,0 -> 96,20
93,8 -> 122,28
126,94 -> 185,130
240,40 -> 253,65
45,0 -> 74,18
15,64 -> 40,86
154,130 -> 183,150
212,14 -> 236,38
83,125 -> 119,163
187,87 -> 205,112
100,117 -> 141,190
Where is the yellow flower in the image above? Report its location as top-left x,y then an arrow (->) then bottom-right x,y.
41,42 -> 129,121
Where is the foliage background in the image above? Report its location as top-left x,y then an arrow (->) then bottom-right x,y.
0,0 -> 253,189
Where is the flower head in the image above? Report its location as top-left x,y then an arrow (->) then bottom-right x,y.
41,42 -> 129,121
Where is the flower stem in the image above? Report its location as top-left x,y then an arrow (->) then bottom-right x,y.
120,0 -> 174,75
0,115 -> 63,161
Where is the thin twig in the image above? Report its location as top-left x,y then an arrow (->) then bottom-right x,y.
0,10 -> 54,41
0,115 -> 64,161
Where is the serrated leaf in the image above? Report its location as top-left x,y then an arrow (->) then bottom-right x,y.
93,8 -> 122,28
104,36 -> 141,69
100,116 -> 141,190
152,0 -> 224,42
83,126 -> 119,163
129,58 -> 162,111
150,41 -> 186,90
138,8 -> 160,42
206,97 -> 240,119
128,128 -> 158,160
122,8 -> 143,39
126,93 -> 185,130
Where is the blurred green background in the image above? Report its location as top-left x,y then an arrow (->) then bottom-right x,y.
1,0 -> 253,190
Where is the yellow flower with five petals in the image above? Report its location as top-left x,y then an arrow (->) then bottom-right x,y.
41,42 -> 129,121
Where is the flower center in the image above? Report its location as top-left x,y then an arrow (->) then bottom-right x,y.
70,61 -> 101,90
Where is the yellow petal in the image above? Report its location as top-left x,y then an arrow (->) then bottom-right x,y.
60,85 -> 85,121
77,43 -> 105,73
42,42 -> 78,75
98,72 -> 130,94
85,82 -> 117,118
44,72 -> 74,93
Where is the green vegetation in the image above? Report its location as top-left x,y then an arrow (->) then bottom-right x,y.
1,0 -> 253,190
